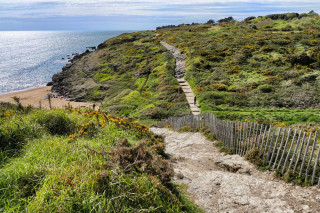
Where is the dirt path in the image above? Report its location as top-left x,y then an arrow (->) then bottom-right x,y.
160,42 -> 200,115
151,128 -> 320,213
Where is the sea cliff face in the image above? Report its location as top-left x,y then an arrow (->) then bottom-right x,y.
52,31 -> 191,119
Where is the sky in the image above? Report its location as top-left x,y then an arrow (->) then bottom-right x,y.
0,0 -> 319,31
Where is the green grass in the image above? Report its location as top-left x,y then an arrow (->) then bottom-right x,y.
0,104 -> 201,212
156,13 -> 320,127
53,31 -> 191,121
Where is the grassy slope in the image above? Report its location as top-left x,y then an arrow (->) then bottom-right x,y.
157,13 -> 320,126
0,103 -> 201,212
52,31 -> 191,121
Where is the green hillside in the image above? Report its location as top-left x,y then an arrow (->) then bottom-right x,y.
157,12 -> 320,125
0,103 -> 200,212
52,31 -> 191,121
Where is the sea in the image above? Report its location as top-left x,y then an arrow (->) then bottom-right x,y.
0,31 -> 130,95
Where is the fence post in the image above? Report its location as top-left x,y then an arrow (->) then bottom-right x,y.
242,122 -> 248,155
305,132 -> 318,182
238,121 -> 243,156
256,124 -> 264,149
266,127 -> 277,161
253,123 -> 261,148
269,127 -> 283,167
288,130 -> 303,171
245,122 -> 253,154
263,126 -> 272,156
249,123 -> 256,150
311,139 -> 320,185
259,125 -> 268,150
299,133 -> 313,177
276,128 -> 292,170
272,128 -> 287,170
282,129 -> 298,174
293,132 -> 307,172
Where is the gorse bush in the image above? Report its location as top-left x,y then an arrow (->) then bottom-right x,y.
0,104 -> 201,212
31,110 -> 76,135
244,148 -> 266,167
156,12 -> 320,124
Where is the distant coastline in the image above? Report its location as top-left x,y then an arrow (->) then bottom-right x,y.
0,31 -> 131,95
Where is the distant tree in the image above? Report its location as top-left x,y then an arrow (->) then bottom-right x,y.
207,19 -> 215,24
218,16 -> 234,23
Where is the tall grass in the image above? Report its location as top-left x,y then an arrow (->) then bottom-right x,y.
0,105 -> 201,212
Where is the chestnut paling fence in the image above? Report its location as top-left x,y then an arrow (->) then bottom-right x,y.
163,113 -> 320,186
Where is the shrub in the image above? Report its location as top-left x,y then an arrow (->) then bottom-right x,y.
281,25 -> 293,31
244,148 -> 265,167
200,128 -> 217,141
283,170 -> 307,185
210,84 -> 227,91
0,120 -> 42,150
32,110 -> 76,135
286,53 -> 316,66
214,141 -> 233,154
258,84 -> 273,93
178,126 -> 193,133
261,45 -> 274,52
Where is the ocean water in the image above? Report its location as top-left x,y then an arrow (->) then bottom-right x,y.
0,31 -> 130,94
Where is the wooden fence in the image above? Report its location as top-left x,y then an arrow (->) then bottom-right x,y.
164,113 -> 320,186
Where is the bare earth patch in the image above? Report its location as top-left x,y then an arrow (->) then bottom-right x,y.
151,128 -> 320,213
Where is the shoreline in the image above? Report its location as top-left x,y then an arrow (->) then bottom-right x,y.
0,86 -> 95,109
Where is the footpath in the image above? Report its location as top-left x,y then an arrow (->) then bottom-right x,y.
151,128 -> 320,213
160,42 -> 200,115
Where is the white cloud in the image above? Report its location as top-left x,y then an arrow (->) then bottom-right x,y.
1,0 -> 319,19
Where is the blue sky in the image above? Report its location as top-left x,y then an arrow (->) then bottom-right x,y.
1,0 -> 319,31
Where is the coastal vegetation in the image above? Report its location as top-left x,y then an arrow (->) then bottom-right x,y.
2,11 -> 320,211
52,11 -> 320,127
0,102 -> 200,212
156,11 -> 320,125
52,31 -> 191,121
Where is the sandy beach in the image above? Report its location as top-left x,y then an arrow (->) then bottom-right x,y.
0,86 -> 96,109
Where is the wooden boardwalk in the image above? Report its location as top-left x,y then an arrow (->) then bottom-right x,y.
161,42 -> 200,115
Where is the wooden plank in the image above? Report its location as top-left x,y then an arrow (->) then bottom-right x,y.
272,128 -> 287,170
288,130 -> 303,171
311,137 -> 320,185
299,133 -> 313,177
245,122 -> 253,154
256,124 -> 264,149
249,123 -> 256,150
234,121 -> 239,154
282,129 -> 298,174
277,128 -> 292,170
263,126 -> 273,156
231,122 -> 236,152
241,122 -> 248,156
293,132 -> 307,172
269,127 -> 283,166
239,121 -> 244,155
259,125 -> 268,150
305,131 -> 318,182
252,123 -> 258,149
266,127 -> 277,161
